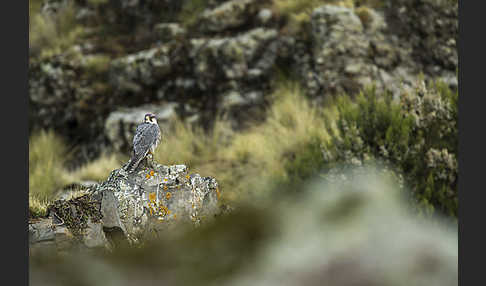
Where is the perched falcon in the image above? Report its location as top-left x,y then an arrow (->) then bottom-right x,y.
125,113 -> 162,173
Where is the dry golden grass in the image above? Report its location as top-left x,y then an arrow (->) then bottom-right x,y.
29,194 -> 49,218
65,153 -> 127,183
29,82 -> 338,208
29,130 -> 70,202
154,81 -> 336,203
154,119 -> 233,167
29,131 -> 125,215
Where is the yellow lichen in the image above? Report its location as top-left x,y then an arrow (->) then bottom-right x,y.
166,192 -> 172,200
149,192 -> 156,201
158,205 -> 169,216
215,188 -> 221,200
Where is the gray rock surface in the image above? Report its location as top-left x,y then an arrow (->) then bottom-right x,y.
109,45 -> 173,94
191,27 -> 279,85
29,160 -> 221,251
154,23 -> 187,42
197,0 -> 263,33
102,162 -> 220,241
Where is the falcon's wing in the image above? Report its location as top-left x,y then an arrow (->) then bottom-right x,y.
132,123 -> 159,156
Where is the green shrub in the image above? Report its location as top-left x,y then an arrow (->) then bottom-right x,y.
322,80 -> 458,217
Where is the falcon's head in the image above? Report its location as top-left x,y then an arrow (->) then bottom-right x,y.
144,113 -> 158,124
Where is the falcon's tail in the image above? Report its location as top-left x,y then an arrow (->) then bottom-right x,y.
124,153 -> 145,173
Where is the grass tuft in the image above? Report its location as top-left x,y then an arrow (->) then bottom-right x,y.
154,81 -> 334,203
65,153 -> 127,183
29,1 -> 86,59
29,130 -> 70,202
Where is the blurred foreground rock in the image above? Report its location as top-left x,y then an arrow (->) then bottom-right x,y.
30,169 -> 456,286
29,160 -> 220,253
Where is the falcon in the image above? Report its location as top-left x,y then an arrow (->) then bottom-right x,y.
125,113 -> 161,173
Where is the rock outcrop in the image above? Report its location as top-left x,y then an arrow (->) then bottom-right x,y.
29,160 -> 221,252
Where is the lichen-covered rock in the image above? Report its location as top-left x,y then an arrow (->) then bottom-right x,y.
309,5 -> 373,95
29,160 -> 221,251
109,45 -> 174,94
154,23 -> 187,42
191,27 -> 279,86
197,0 -> 265,33
29,51 -> 93,132
385,0 -> 458,73
28,50 -> 115,164
106,162 -> 220,240
104,104 -> 178,152
294,3 -> 457,99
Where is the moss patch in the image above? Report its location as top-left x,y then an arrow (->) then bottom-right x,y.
47,194 -> 102,236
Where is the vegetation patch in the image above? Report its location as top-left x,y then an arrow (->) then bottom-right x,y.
29,0 -> 87,59
29,130 -> 70,202
47,194 -> 102,236
323,80 -> 458,217
178,0 -> 212,28
272,0 -> 383,34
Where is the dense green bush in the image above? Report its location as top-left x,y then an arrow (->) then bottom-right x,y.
322,80 -> 458,217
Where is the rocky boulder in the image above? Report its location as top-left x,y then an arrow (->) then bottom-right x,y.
197,0 -> 268,33
29,160 -> 221,252
385,0 -> 458,73
292,3 -> 457,99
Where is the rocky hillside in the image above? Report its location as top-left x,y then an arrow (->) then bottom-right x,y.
29,0 -> 458,165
